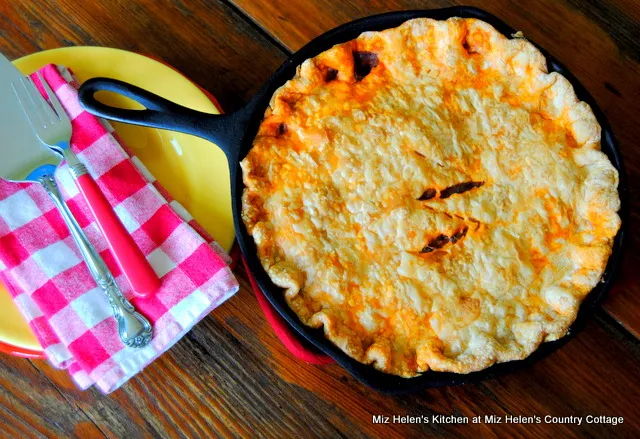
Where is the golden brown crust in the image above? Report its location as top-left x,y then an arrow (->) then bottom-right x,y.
240,17 -> 621,376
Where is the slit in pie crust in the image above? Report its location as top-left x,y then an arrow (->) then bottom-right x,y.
240,17 -> 621,377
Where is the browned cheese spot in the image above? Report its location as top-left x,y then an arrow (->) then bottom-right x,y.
324,67 -> 339,82
461,29 -> 478,55
450,226 -> 469,244
276,122 -> 287,137
353,51 -> 379,81
429,234 -> 450,249
413,150 -> 426,158
440,181 -> 484,199
418,188 -> 437,201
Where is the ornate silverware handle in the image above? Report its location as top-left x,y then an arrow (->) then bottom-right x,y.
39,175 -> 153,348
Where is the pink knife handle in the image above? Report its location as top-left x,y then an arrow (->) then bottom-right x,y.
75,173 -> 160,297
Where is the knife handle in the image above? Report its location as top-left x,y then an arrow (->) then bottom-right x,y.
72,166 -> 160,298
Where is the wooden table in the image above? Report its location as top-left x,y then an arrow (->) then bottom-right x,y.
1,1 -> 639,437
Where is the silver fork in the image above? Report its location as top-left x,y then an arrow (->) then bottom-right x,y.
13,76 -> 152,349
25,73 -> 73,153
26,73 -> 89,176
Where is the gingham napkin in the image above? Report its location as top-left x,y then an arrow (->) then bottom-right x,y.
0,64 -> 238,393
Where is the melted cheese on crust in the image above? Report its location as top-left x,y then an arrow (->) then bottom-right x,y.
240,18 -> 621,377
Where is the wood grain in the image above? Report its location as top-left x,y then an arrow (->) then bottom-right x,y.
0,0 -> 288,111
1,279 -> 639,438
0,0 -> 639,437
227,0 -> 640,338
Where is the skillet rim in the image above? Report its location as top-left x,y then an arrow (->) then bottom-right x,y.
230,6 -> 628,394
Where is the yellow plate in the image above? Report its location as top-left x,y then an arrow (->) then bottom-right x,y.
1,47 -> 234,354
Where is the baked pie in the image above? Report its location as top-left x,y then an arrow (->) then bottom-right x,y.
240,17 -> 621,376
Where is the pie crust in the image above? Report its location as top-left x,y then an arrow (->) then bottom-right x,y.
240,17 -> 621,376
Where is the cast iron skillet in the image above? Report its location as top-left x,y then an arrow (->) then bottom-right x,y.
78,6 -> 627,394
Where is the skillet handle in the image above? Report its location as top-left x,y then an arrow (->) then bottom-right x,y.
78,77 -> 248,162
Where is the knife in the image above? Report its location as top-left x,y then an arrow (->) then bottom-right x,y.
0,53 -> 160,298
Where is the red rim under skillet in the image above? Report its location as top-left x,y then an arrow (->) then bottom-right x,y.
77,6 -> 628,394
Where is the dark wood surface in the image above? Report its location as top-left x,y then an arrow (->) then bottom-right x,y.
0,0 -> 639,437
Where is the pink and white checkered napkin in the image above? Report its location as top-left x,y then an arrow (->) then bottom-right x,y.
0,64 -> 239,393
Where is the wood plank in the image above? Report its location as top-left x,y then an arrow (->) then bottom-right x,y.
15,280 -> 640,438
0,0 -> 288,112
0,354 -> 106,438
227,0 -> 640,338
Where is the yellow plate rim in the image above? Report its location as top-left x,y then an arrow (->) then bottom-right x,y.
1,46 -> 234,353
